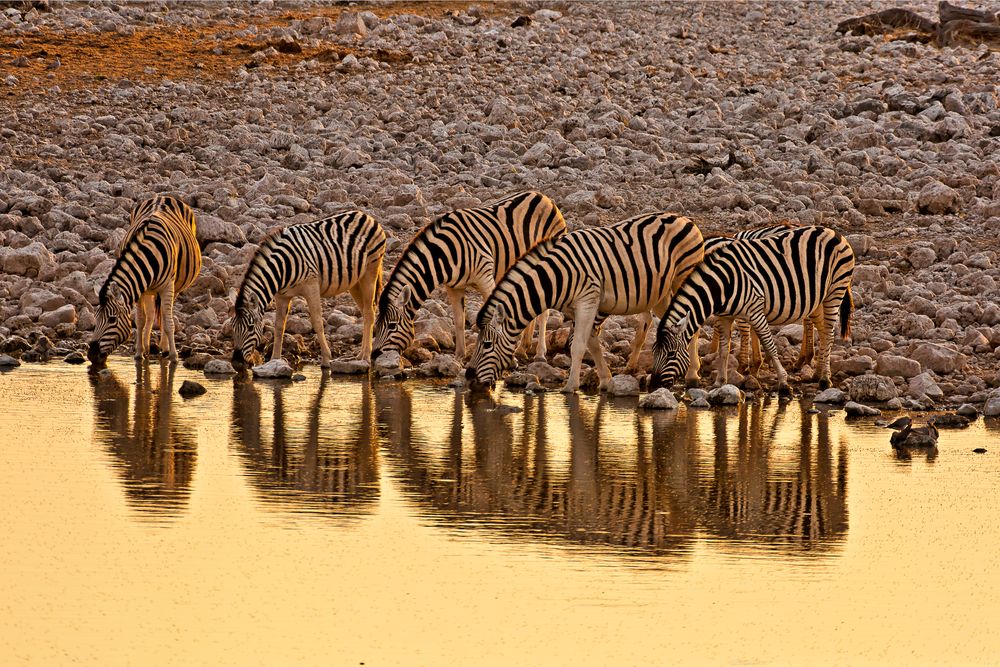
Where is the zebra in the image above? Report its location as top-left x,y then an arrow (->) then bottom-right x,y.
650,225 -> 855,393
371,191 -> 566,363
469,212 -> 705,393
88,195 -> 202,364
701,223 -> 818,380
231,210 -> 385,370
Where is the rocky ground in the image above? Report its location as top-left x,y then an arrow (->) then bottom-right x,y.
1,0 -> 1000,412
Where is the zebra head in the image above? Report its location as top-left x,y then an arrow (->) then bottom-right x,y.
650,315 -> 691,390
372,285 -> 416,360
231,293 -> 266,370
88,282 -> 132,364
468,303 -> 519,390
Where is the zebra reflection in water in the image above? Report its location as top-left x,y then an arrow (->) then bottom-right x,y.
88,361 -> 197,520
230,373 -> 379,520
378,387 -> 848,557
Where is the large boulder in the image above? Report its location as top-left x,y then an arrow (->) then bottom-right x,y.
39,304 -> 77,328
525,360 -> 567,385
847,374 -> 897,402
0,242 -> 55,277
984,390 -> 1000,417
916,180 -> 960,215
876,354 -> 922,378
203,359 -> 237,376
910,343 -> 967,374
196,214 -> 246,246
909,372 -> 944,400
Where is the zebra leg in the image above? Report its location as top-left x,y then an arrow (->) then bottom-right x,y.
748,311 -> 789,395
305,283 -> 332,368
159,283 -> 179,363
271,294 -> 291,362
518,318 -> 536,360
446,287 -> 467,361
736,319 -> 751,374
351,267 -> 379,362
532,311 -> 548,361
751,328 -> 764,376
563,299 -> 599,393
585,325 -> 612,390
141,293 -> 158,359
624,312 -> 652,374
794,317 -> 816,370
685,330 -> 702,387
814,304 -> 838,389
715,318 -> 734,387
133,296 -> 148,360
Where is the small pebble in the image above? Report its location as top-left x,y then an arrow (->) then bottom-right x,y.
178,380 -> 207,397
973,448 -> 987,454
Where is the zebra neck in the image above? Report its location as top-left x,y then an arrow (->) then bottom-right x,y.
241,245 -> 290,310
103,255 -> 144,307
387,238 -> 459,307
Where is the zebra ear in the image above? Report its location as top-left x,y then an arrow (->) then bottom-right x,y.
491,303 -> 507,328
667,315 -> 689,336
395,285 -> 412,308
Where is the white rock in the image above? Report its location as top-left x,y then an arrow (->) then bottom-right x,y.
606,374 -> 640,396
848,374 -> 897,402
708,384 -> 744,405
203,359 -> 237,375
813,388 -> 847,403
639,388 -> 678,409
845,401 -> 881,417
252,358 -> 294,378
374,350 -> 401,370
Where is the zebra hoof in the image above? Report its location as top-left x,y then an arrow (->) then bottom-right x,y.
818,377 -> 831,390
685,378 -> 700,389
778,384 -> 793,398
560,383 -> 579,394
149,343 -> 161,356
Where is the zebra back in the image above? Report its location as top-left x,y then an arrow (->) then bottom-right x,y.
235,211 -> 385,312
661,225 -> 855,340
100,195 -> 201,306
378,190 -> 566,311
477,212 -> 704,332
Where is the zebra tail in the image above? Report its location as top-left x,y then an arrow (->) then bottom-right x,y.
839,287 -> 853,340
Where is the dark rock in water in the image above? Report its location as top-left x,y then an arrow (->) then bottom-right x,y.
973,448 -> 987,454
807,407 -> 820,414
929,413 -> 971,429
178,380 -> 207,398
890,420 -> 939,448
956,404 -> 979,419
292,374 -> 306,382
63,351 -> 85,364
0,353 -> 21,367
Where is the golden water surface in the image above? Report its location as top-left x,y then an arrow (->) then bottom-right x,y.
1,358 -> 999,666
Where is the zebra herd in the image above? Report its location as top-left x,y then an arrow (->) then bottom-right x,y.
86,191 -> 856,395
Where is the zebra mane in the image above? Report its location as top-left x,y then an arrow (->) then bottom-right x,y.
377,216 -> 446,312
475,238 -> 557,330
98,227 -> 152,306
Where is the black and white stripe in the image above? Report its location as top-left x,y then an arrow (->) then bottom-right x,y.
372,191 -> 566,362
651,225 -> 855,392
701,223 -> 817,380
231,210 -> 385,369
88,195 -> 202,364
470,212 -> 705,392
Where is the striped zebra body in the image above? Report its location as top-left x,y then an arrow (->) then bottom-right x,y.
372,191 -> 566,362
88,195 -> 202,364
651,225 -> 855,392
702,223 -> 818,379
231,210 -> 385,369
470,212 -> 705,392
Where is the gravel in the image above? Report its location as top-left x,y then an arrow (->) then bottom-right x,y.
2,1 -> 1000,406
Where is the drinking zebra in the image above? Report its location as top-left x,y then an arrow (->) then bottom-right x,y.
231,210 -> 385,369
650,226 -> 855,393
372,191 -> 566,362
88,195 -> 202,364
702,223 -> 817,380
469,212 -> 705,393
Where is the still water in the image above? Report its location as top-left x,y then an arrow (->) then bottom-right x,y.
2,358 -> 999,665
